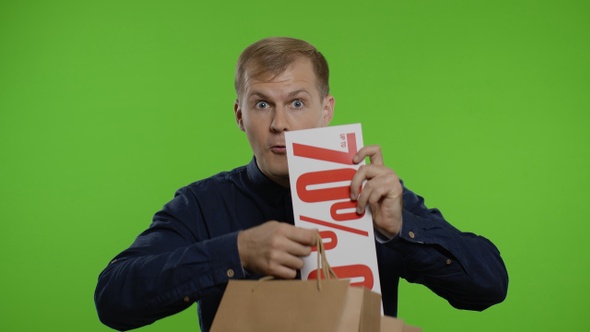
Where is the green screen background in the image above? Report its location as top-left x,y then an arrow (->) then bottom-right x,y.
1,0 -> 588,331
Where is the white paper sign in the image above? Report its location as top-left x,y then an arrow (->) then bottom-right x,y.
286,123 -> 381,295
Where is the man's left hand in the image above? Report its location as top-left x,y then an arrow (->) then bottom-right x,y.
350,145 -> 403,239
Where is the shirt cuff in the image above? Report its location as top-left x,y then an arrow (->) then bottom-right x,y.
206,231 -> 246,282
374,224 -> 402,244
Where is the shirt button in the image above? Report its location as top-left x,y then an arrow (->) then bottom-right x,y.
183,296 -> 190,303
445,259 -> 452,265
227,268 -> 235,278
408,231 -> 415,239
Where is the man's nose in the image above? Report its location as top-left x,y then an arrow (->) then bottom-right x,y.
270,106 -> 289,132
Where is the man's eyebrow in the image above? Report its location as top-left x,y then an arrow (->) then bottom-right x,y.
247,89 -> 311,100
247,92 -> 270,100
288,89 -> 311,98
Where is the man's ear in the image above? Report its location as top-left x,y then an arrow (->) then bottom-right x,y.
234,99 -> 245,131
322,94 -> 335,126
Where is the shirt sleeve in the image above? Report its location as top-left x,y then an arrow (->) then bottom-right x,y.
383,184 -> 509,310
94,187 -> 245,331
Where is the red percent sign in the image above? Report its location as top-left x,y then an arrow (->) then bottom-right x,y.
292,132 -> 374,289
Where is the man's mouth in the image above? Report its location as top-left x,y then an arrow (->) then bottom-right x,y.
270,145 -> 287,154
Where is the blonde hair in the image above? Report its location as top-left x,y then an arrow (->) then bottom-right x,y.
234,37 -> 330,98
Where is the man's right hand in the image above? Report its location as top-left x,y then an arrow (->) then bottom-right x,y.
237,221 -> 318,279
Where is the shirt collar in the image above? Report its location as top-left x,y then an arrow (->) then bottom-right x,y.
246,157 -> 291,206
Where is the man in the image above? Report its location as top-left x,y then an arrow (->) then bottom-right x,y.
95,37 -> 508,331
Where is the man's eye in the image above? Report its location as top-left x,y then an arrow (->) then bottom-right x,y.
256,101 -> 268,109
292,100 -> 304,108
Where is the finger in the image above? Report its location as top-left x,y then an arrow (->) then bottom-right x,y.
350,164 -> 389,200
267,259 -> 299,279
285,226 -> 318,247
354,168 -> 400,212
353,145 -> 384,166
356,179 -> 392,214
277,252 -> 306,271
354,179 -> 371,214
270,247 -> 313,278
350,164 -> 368,201
282,239 -> 313,257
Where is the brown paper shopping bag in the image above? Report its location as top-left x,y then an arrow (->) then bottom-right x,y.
211,235 -> 381,332
210,278 -> 380,332
380,315 -> 422,332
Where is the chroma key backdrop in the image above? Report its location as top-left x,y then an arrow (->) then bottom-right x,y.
1,1 -> 588,331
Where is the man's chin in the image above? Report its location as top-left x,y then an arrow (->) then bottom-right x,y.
265,168 -> 290,187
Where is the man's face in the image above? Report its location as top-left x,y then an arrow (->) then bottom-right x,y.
235,57 -> 335,187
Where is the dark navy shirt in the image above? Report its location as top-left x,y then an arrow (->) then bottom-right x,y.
95,158 -> 508,331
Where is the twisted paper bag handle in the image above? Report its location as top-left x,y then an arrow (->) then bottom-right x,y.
315,232 -> 337,289
255,233 -> 338,291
